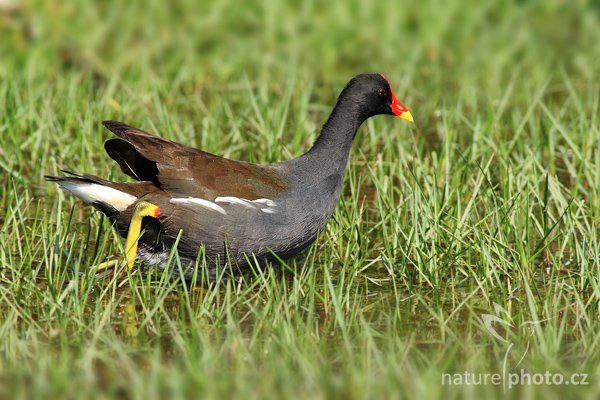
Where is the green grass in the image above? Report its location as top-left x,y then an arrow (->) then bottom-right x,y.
1,0 -> 600,398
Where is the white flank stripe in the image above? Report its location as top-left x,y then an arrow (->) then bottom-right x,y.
57,182 -> 137,211
174,196 -> 279,215
252,198 -> 277,207
170,197 -> 227,215
214,196 -> 256,209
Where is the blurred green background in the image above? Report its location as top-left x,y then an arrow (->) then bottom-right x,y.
4,0 -> 600,84
2,0 -> 600,154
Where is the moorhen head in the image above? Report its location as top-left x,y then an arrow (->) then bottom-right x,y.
47,73 -> 413,280
337,73 -> 413,120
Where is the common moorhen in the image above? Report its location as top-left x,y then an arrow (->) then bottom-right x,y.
47,73 -> 413,279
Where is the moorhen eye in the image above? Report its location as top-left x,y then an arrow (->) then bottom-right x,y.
377,88 -> 387,97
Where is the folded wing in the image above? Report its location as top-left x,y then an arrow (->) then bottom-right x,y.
102,121 -> 288,200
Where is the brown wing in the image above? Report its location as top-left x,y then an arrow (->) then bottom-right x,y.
102,120 -> 288,200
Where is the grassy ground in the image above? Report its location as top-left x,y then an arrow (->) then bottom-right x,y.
1,0 -> 600,398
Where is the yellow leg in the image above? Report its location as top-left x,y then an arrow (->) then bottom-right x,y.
124,201 -> 161,270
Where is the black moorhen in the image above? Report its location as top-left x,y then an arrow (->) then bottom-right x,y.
47,73 -> 413,279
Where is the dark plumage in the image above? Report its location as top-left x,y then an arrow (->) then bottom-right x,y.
47,73 -> 413,279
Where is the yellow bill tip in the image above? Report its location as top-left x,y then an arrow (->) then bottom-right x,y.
399,111 -> 414,123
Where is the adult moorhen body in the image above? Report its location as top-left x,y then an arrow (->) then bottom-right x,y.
47,73 -> 413,279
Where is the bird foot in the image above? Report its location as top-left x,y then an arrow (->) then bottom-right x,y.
94,259 -> 120,271
91,258 -> 124,281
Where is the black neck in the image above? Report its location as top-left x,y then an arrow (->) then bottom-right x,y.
303,96 -> 368,173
